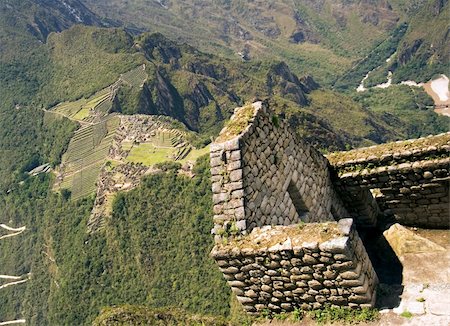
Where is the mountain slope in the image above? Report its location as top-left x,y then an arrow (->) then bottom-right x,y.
334,0 -> 449,89
0,0 -> 104,60
0,3 -> 448,325
81,0 -> 403,84
391,0 -> 449,82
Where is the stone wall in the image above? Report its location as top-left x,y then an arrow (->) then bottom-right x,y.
209,101 -> 378,314
210,101 -> 348,238
209,101 -> 448,315
211,219 -> 378,314
328,133 -> 450,228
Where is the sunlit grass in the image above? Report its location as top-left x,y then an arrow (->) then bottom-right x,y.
126,143 -> 176,166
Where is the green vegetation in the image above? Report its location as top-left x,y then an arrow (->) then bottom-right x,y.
308,306 -> 380,324
54,116 -> 120,200
0,156 -> 230,325
51,88 -> 112,122
120,64 -> 148,87
253,306 -> 378,325
181,145 -> 211,163
334,23 -> 408,90
39,26 -> 143,107
216,104 -> 255,142
390,0 -> 450,83
126,143 -> 176,166
93,305 -> 228,326
400,310 -> 413,318
352,86 -> 448,139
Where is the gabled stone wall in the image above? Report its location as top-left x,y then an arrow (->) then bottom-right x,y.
210,101 -> 348,238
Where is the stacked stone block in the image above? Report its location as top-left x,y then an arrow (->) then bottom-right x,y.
329,133 -> 450,228
210,101 -> 348,238
333,157 -> 450,228
211,219 -> 378,313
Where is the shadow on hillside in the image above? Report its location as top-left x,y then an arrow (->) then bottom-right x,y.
358,226 -> 403,309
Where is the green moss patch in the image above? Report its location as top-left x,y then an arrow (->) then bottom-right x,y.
216,104 -> 256,142
327,132 -> 450,166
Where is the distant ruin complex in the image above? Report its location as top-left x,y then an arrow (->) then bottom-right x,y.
209,101 -> 449,314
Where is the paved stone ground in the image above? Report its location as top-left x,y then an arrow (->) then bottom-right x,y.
377,228 -> 450,325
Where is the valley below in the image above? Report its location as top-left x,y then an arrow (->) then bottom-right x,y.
0,0 -> 449,325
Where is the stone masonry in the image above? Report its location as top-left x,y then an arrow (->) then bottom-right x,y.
211,218 -> 378,313
328,133 -> 450,228
210,101 -> 378,314
209,101 -> 449,315
210,101 -> 349,237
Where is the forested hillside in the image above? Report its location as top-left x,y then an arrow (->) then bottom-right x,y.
0,158 -> 231,325
0,0 -> 448,325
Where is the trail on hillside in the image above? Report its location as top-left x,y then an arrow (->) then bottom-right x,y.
0,320 -> 26,325
1,225 -> 28,325
0,274 -> 30,290
357,66 -> 450,116
0,224 -> 26,239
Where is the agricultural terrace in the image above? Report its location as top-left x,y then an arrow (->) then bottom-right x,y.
51,87 -> 114,123
54,116 -> 120,200
50,65 -> 147,123
119,64 -> 147,87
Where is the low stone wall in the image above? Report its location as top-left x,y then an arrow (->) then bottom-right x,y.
211,219 -> 378,314
328,133 -> 450,228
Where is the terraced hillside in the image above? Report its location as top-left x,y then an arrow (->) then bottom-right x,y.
50,64 -> 148,124
88,114 -> 210,232
54,116 -> 120,200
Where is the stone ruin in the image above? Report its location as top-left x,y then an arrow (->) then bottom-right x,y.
209,101 -> 449,314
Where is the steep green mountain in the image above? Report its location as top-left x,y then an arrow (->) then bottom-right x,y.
81,0 -> 402,85
0,1 -> 449,325
334,0 -> 449,89
0,0 -> 105,61
390,0 -> 449,82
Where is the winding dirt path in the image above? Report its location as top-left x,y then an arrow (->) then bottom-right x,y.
0,320 -> 26,325
0,224 -> 26,240
1,225 -> 28,325
0,274 -> 30,290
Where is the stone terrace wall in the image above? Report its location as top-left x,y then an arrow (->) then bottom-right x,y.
211,219 -> 378,314
328,133 -> 450,228
210,101 -> 348,238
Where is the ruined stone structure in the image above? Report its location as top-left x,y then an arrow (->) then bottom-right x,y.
328,137 -> 449,228
210,102 -> 349,236
209,101 -> 449,315
212,219 -> 378,313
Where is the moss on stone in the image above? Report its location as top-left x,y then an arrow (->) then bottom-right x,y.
216,104 -> 256,142
215,223 -> 342,252
327,132 -> 450,165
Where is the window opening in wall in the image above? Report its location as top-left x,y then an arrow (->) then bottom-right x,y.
287,180 -> 309,220
331,205 -> 338,221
